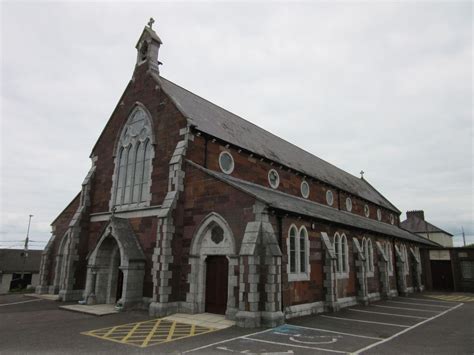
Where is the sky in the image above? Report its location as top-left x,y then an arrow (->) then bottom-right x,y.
0,1 -> 472,249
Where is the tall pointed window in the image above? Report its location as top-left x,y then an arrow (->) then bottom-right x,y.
363,237 -> 374,276
287,225 -> 310,281
334,232 -> 349,278
111,106 -> 154,210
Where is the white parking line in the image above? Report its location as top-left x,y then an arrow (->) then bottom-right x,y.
243,337 -> 347,354
401,297 -> 456,304
319,315 -> 409,328
348,309 -> 428,319
183,328 -> 272,353
0,299 -> 42,307
386,300 -> 451,308
352,303 -> 463,354
373,305 -> 440,313
288,324 -> 382,340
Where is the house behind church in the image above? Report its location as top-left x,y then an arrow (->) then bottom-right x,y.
36,22 -> 439,328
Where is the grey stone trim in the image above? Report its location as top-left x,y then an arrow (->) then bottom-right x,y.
337,296 -> 358,309
285,301 -> 324,319
150,127 -> 191,316
321,232 -> 339,312
237,204 -> 284,328
394,245 -> 408,296
368,292 -> 381,302
90,206 -> 162,222
409,247 -> 423,292
352,238 -> 368,305
375,241 -> 391,299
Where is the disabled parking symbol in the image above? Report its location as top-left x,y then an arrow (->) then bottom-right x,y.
274,331 -> 341,345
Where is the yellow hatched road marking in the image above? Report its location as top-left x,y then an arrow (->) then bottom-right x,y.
141,319 -> 162,347
82,318 -> 218,348
427,295 -> 474,302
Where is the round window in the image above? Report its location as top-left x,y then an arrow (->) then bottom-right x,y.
301,181 -> 310,198
346,197 -> 352,212
390,214 -> 395,225
218,151 -> 234,174
377,209 -> 382,221
364,204 -> 370,217
268,169 -> 280,189
326,190 -> 334,206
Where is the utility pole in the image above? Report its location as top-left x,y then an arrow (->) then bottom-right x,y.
462,226 -> 466,247
20,214 -> 33,288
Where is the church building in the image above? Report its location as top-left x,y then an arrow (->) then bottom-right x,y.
36,22 -> 439,328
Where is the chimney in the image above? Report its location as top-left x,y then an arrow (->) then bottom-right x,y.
406,210 -> 425,221
135,18 -> 163,73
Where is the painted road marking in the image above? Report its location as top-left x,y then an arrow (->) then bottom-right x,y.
319,315 -> 409,328
401,297 -> 456,304
245,337 -> 347,354
82,318 -> 216,348
286,324 -> 382,340
386,300 -> 451,308
348,308 -> 429,319
427,295 -> 474,302
352,302 -> 463,354
373,305 -> 440,313
0,299 -> 42,307
183,328 -> 273,353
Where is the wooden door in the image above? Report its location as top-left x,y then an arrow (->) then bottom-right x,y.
431,260 -> 454,290
205,256 -> 228,314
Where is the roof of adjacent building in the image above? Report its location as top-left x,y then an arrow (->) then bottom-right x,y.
0,249 -> 43,273
400,216 -> 453,237
156,75 -> 400,213
187,160 -> 439,247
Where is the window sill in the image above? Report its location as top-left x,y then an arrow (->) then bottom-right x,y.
288,272 -> 310,282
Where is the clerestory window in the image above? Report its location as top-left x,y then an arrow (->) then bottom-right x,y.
111,106 -> 154,210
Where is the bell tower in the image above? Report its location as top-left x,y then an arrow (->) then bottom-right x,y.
135,18 -> 163,73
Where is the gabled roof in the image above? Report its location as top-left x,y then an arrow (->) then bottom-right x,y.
187,160 -> 439,247
156,74 -> 400,213
0,249 -> 43,273
400,217 -> 453,237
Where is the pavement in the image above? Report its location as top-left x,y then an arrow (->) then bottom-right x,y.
0,292 -> 472,354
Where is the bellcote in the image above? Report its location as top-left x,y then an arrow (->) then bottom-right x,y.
135,18 -> 162,73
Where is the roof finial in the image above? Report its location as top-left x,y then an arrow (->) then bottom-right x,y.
147,17 -> 155,29
360,170 -> 365,179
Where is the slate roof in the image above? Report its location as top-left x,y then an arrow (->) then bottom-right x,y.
0,249 -> 43,273
155,75 -> 400,213
400,217 -> 453,237
187,160 -> 439,247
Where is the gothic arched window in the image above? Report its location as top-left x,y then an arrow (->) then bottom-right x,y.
112,106 -> 153,210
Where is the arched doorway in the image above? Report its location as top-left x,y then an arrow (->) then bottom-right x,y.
84,217 -> 146,308
186,213 -> 238,318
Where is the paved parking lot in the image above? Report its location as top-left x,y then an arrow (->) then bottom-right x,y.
0,292 -> 472,354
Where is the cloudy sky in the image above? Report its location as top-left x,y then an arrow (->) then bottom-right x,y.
1,1 -> 472,249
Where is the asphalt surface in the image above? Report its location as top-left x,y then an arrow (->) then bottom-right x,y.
0,292 -> 472,354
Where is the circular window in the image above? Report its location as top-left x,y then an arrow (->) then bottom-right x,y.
390,214 -> 395,225
364,204 -> 370,217
377,209 -> 382,221
301,181 -> 310,198
218,151 -> 234,174
346,197 -> 352,212
326,190 -> 334,206
268,169 -> 280,189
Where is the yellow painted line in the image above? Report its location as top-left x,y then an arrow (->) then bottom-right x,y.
141,319 -> 162,347
121,322 -> 143,343
166,321 -> 178,341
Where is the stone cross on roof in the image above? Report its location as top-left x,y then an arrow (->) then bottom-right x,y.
148,17 -> 155,29
360,170 -> 365,179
